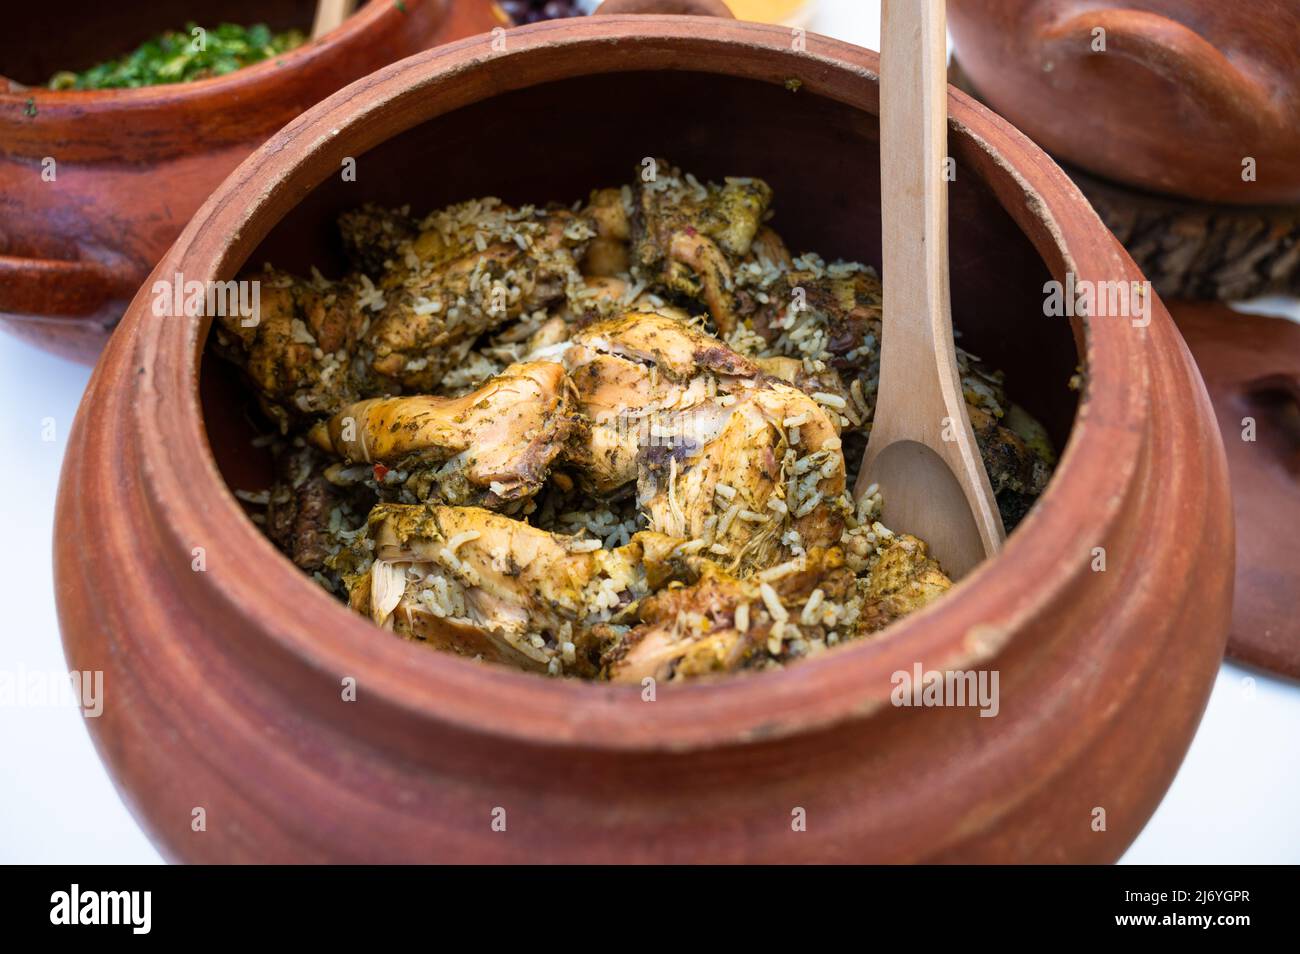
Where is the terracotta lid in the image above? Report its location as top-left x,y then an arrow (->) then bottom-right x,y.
947,0 -> 1300,205
1172,301 -> 1300,678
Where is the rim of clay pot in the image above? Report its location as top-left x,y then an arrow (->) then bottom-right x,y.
127,16 -> 1144,753
0,0 -> 428,160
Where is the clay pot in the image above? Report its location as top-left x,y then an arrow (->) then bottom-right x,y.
55,15 -> 1232,862
947,0 -> 1300,204
0,0 -> 501,363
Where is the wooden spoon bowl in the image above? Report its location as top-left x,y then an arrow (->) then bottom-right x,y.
54,16 -> 1232,862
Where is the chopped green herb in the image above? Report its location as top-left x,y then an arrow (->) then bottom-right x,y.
23,97 -> 37,117
48,22 -> 306,91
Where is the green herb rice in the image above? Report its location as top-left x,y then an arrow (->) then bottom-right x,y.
48,22 -> 306,91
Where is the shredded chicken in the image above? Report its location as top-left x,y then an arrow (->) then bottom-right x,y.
217,158 -> 1063,682
212,268 -> 371,431
631,160 -> 773,334
604,547 -> 857,682
345,503 -> 683,674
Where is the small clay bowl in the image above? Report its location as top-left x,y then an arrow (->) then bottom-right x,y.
947,0 -> 1300,205
0,0 -> 501,363
55,15 -> 1232,862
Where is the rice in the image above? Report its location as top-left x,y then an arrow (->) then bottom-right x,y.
717,503 -> 741,536
759,582 -> 789,621
356,274 -> 386,312
800,588 -> 825,626
758,558 -> 803,583
768,621 -> 786,655
850,378 -> 870,417
794,492 -> 823,518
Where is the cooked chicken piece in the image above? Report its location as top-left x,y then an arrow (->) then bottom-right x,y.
603,547 -> 857,682
555,273 -> 701,327
568,309 -> 756,381
560,275 -> 635,323
365,201 -> 593,392
213,268 -> 372,431
748,225 -> 793,269
338,203 -> 418,277
639,381 -> 847,574
754,355 -> 848,419
525,315 -> 571,354
741,262 -> 884,369
264,443 -> 372,574
384,198 -> 589,286
347,503 -> 684,674
968,404 -> 1053,528
309,361 -> 579,508
555,311 -> 759,493
581,186 -> 632,277
529,310 -> 847,570
856,531 -> 953,634
224,197 -> 594,414
631,161 -> 773,334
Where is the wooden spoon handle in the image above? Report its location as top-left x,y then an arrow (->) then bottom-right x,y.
869,0 -> 1004,559
312,0 -> 355,40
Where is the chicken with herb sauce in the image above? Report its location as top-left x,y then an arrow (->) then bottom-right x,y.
217,161 -> 1058,681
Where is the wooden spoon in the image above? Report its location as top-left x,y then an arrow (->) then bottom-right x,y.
854,0 -> 1004,578
312,0 -> 356,40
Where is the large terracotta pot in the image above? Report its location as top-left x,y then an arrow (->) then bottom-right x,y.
54,14 -> 1233,862
947,0 -> 1300,204
0,0 -> 500,363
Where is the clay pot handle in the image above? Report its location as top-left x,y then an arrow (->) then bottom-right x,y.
1246,372 -> 1300,409
0,253 -> 129,319
1196,314 -> 1300,477
596,0 -> 735,17
1038,8 -> 1278,132
1243,371 -> 1300,476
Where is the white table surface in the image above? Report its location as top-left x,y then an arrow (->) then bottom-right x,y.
1,0 -> 1297,865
